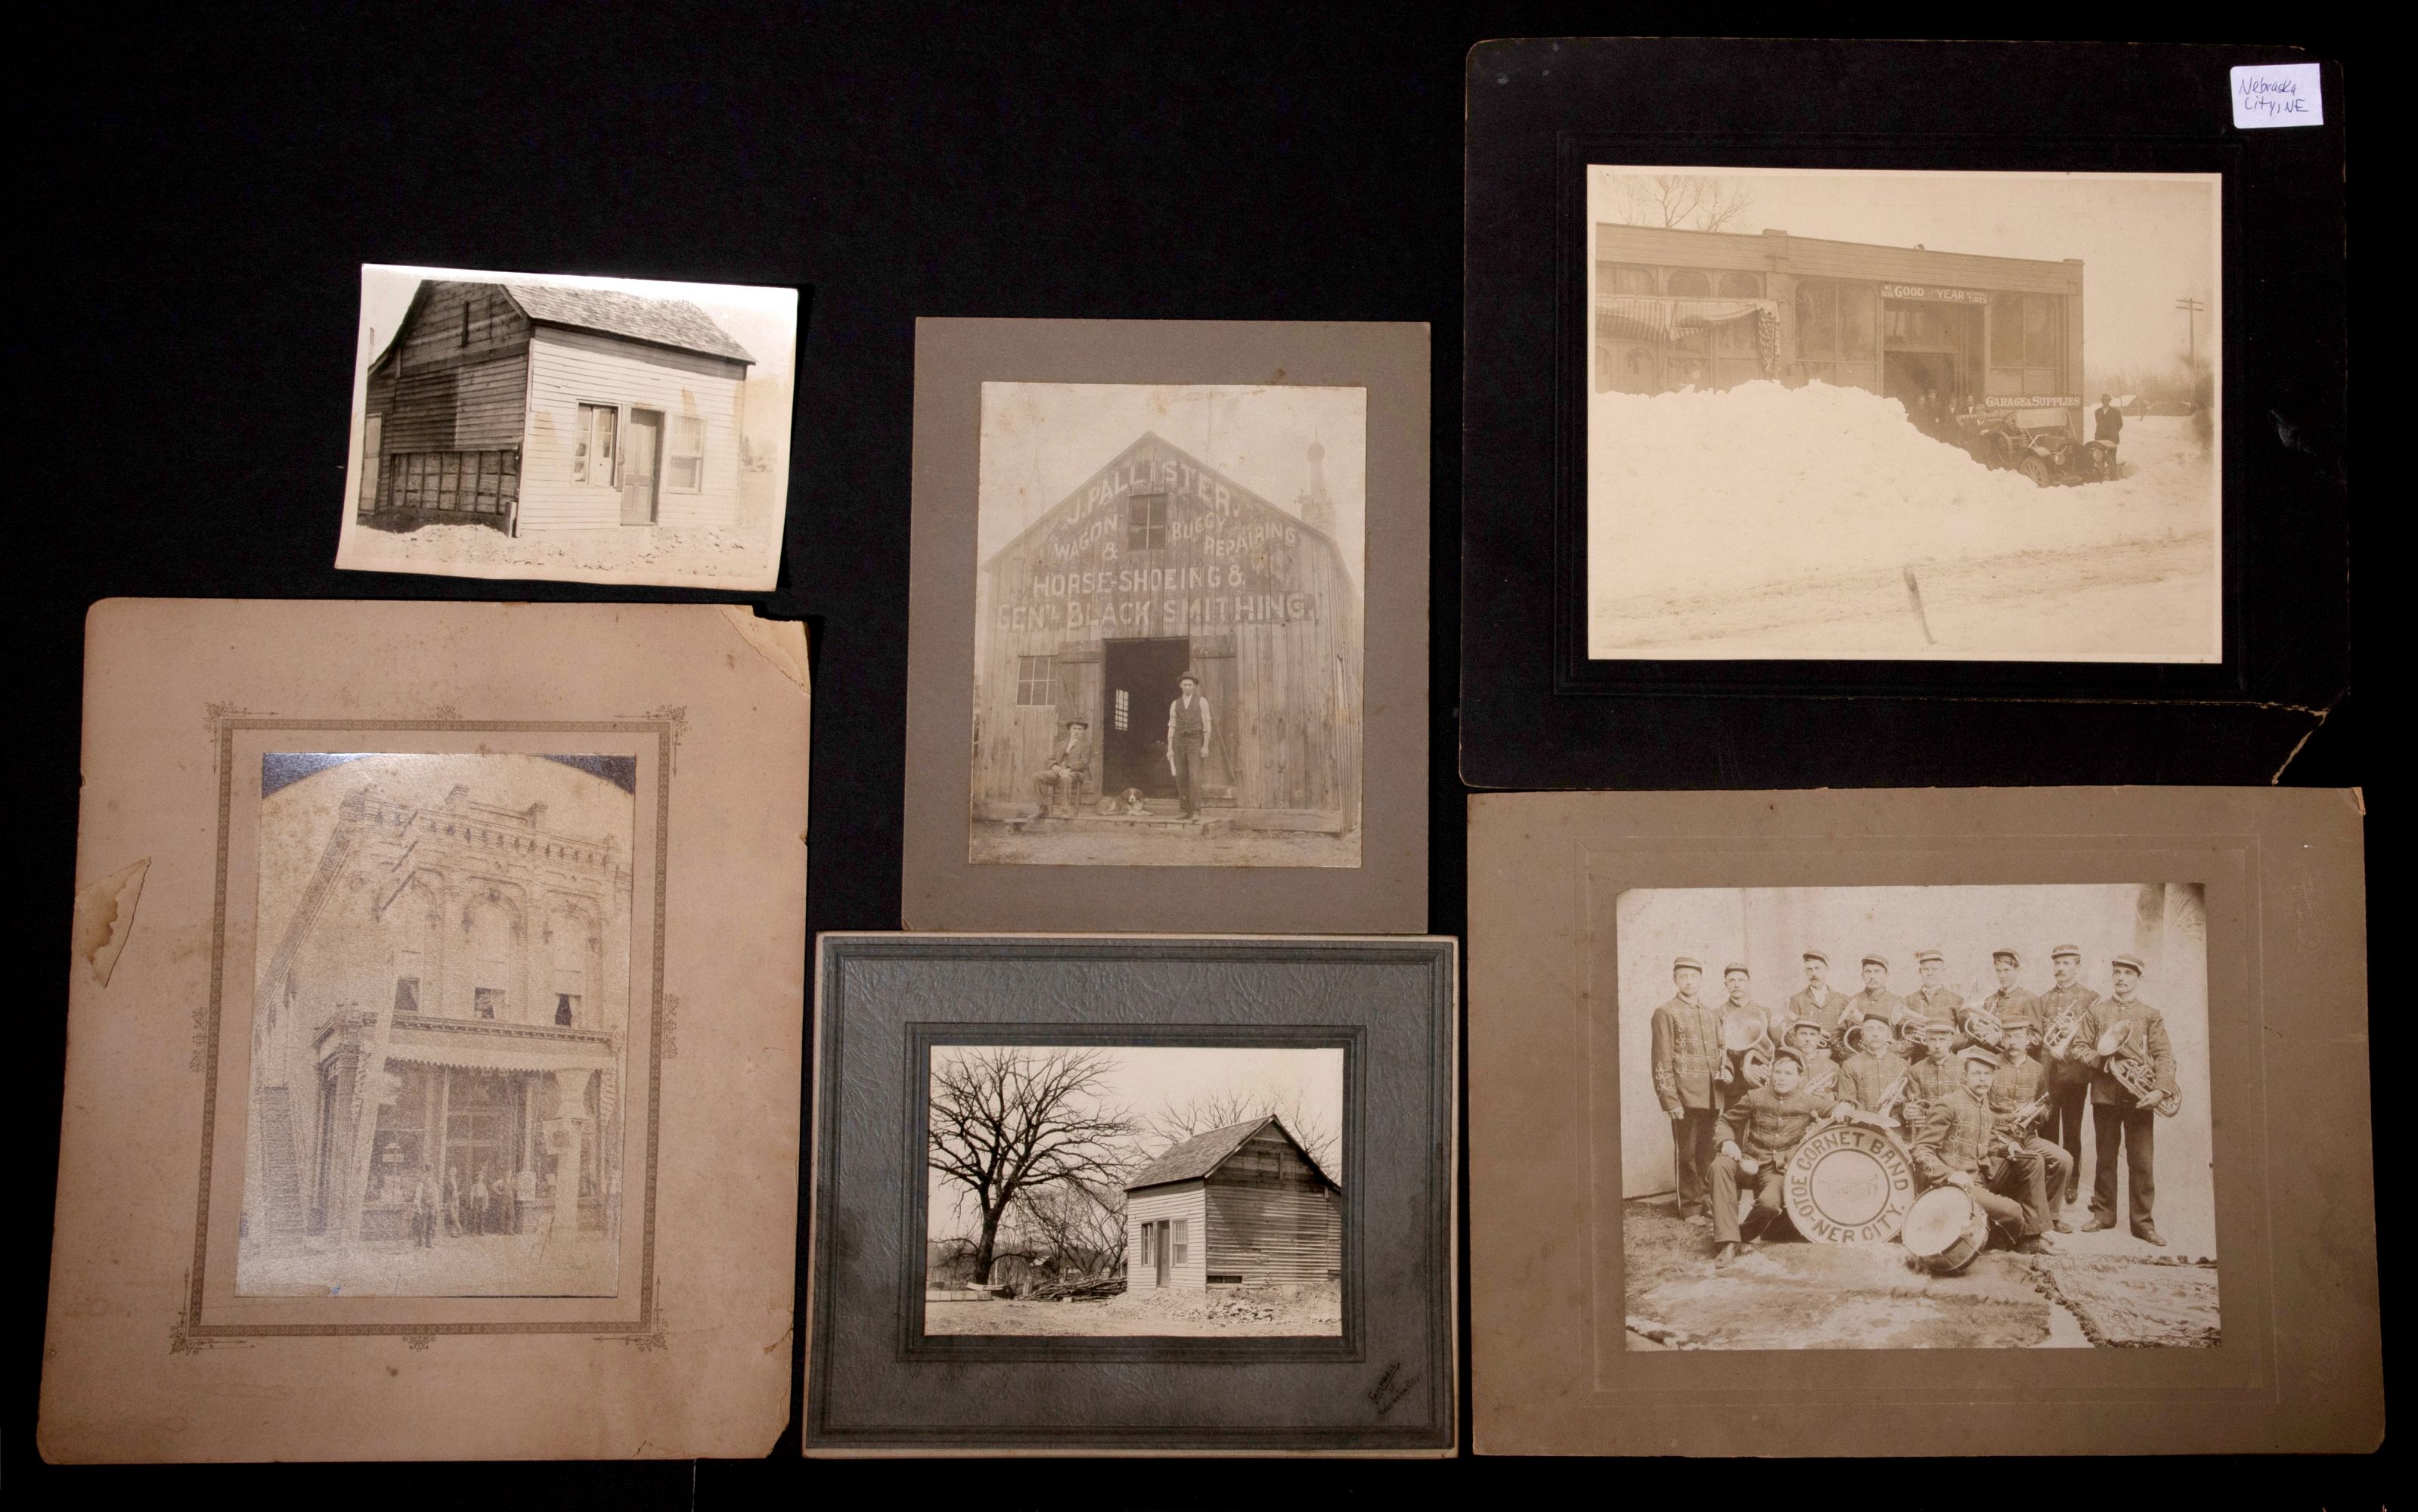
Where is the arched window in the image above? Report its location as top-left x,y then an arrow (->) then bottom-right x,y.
1717,271 -> 1762,298
549,903 -> 591,1027
1665,269 -> 1713,297
465,894 -> 516,1020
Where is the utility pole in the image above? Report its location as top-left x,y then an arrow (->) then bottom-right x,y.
2175,296 -> 2206,367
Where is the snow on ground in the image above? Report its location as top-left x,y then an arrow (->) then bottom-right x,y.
1586,384 -> 2218,659
345,520 -> 777,588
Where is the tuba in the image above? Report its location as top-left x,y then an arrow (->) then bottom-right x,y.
2043,999 -> 2088,1061
1959,1001 -> 2007,1052
2096,1021 -> 2181,1117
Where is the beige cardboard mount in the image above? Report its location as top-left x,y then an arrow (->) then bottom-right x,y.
1468,788 -> 2379,1456
40,600 -> 809,1461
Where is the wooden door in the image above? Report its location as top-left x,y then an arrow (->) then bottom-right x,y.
1190,645 -> 1239,806
1153,1220 -> 1171,1287
359,415 -> 383,512
621,408 -> 662,525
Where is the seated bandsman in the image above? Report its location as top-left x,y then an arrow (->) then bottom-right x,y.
1899,1018 -> 1962,1128
1834,1016 -> 1910,1117
1978,947 -> 2042,1054
1985,1021 -> 2073,1232
1779,1018 -> 1839,1098
1841,953 -> 1906,1040
1910,1045 -> 2056,1256
1707,1046 -> 1843,1267
1784,950 -> 1852,1056
1905,949 -> 1964,1040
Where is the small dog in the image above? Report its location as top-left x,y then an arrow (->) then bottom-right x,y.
1119,787 -> 1149,815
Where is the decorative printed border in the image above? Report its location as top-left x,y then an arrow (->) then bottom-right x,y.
179,716 -> 674,1342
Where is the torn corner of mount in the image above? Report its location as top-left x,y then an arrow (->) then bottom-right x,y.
716,606 -> 811,696
73,857 -> 152,988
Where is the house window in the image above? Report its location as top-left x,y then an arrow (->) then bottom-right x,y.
1114,688 -> 1130,730
1717,271 -> 1762,298
1127,493 -> 1169,550
555,993 -> 578,1027
394,978 -> 420,1015
1207,1272 -> 1243,1285
1665,268 -> 1713,297
1139,1223 -> 1155,1267
1015,655 -> 1056,707
1172,1218 -> 1189,1265
573,403 -> 618,485
474,987 -> 504,1020
668,414 -> 705,492
1796,279 -> 1878,382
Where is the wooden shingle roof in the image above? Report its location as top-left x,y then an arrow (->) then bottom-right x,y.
504,283 -> 754,363
1124,1114 -> 1338,1193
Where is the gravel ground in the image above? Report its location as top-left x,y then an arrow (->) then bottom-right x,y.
925,1281 -> 1343,1337
344,519 -> 779,588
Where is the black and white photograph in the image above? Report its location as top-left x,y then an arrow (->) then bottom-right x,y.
333,264 -> 798,590
925,1043 -> 1344,1337
1587,167 -> 2221,662
970,382 -> 1366,867
237,751 -> 636,1298
1615,882 -> 2217,1351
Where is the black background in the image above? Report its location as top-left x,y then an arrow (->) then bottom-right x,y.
11,8 -> 2380,1504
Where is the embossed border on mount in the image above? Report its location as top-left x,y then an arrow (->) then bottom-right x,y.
805,934 -> 1458,1455
180,717 -> 674,1341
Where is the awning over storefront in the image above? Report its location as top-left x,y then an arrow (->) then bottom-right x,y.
1595,295 -> 1781,373
382,1028 -> 617,1076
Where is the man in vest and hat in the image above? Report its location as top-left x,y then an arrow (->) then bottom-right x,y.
2035,943 -> 2100,1207
1784,950 -> 1852,1058
1651,956 -> 1726,1225
1166,674 -> 1214,820
1707,1045 -> 1843,1266
2077,953 -> 2177,1246
1911,1044 -> 2056,1255
1905,949 -> 1964,1040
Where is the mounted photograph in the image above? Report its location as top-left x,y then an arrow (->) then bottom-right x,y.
1586,167 -> 2221,662
970,382 -> 1366,867
1614,881 -> 2216,1352
924,1043 -> 1344,1338
236,750 -> 637,1298
333,263 -> 798,590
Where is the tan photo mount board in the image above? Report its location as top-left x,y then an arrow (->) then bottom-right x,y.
42,599 -> 810,1461
1468,787 -> 2378,1456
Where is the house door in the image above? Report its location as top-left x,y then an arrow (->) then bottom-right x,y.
1101,636 -> 1192,799
621,408 -> 663,525
1151,1220 -> 1171,1286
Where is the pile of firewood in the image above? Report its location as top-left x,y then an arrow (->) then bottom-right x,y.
1026,1273 -> 1125,1302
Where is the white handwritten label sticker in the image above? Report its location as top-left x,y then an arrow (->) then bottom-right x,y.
2231,63 -> 2323,129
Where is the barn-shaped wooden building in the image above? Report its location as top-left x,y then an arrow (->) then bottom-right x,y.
1124,1115 -> 1341,1290
358,279 -> 754,535
975,432 -> 1362,829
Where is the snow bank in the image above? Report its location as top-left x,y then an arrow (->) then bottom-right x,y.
1588,381 -> 2215,606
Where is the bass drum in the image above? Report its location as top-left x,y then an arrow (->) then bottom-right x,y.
1900,1185 -> 1990,1275
1780,1123 -> 1918,1245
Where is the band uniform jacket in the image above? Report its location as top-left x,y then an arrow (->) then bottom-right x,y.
1904,986 -> 1964,1035
1841,987 -> 1906,1033
1651,994 -> 1725,1114
1902,1052 -> 1962,1117
2035,981 -> 2102,1086
1714,1084 -> 1843,1167
1979,984 -> 2041,1043
1911,1084 -> 1999,1187
1836,1048 -> 1910,1111
2087,996 -> 2178,1108
1987,1054 -> 2049,1127
1784,986 -> 1852,1054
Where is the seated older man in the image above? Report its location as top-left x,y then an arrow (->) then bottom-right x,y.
1032,720 -> 1091,816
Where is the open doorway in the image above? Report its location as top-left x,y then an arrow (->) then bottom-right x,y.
1102,636 -> 1190,799
1883,349 -> 1962,435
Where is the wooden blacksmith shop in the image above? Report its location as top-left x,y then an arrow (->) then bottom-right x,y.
1124,1117 -> 1342,1291
975,431 -> 1362,831
358,279 -> 755,535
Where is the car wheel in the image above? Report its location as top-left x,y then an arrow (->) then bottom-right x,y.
2017,456 -> 2049,487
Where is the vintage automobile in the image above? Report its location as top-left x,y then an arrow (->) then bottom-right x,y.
1954,410 -> 2119,486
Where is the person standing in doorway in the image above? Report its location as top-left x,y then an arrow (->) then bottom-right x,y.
1166,674 -> 1214,820
469,1165 -> 491,1236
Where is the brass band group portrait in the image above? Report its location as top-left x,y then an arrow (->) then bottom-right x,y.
1616,882 -> 2217,1352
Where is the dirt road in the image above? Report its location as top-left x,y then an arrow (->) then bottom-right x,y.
925,1282 -> 1342,1337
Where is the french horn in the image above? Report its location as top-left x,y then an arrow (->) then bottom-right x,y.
2095,1021 -> 2181,1117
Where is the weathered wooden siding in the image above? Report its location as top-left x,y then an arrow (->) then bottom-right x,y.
519,328 -> 748,532
973,433 -> 1362,821
363,282 -> 534,521
1124,1181 -> 1207,1291
1201,1129 -> 1341,1284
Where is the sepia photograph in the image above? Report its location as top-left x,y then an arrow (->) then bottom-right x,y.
333,263 -> 798,590
969,382 -> 1366,868
1586,167 -> 2221,662
923,1043 -> 1344,1337
1615,882 -> 2216,1351
237,751 -> 636,1298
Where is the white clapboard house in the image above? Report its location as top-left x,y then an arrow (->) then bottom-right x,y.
1124,1115 -> 1341,1290
359,279 -> 752,535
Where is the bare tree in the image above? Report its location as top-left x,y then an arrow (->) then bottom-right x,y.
928,1046 -> 1136,1285
1149,1089 -> 1340,1185
1012,1177 -> 1128,1276
1603,174 -> 1758,232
